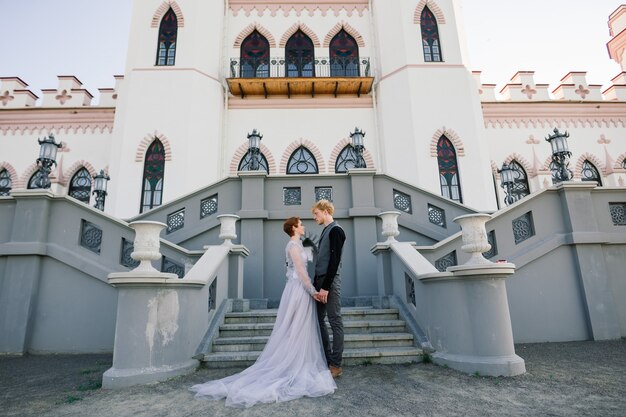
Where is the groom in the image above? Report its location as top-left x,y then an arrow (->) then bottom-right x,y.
311,199 -> 346,378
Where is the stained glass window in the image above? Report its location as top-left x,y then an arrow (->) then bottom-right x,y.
238,151 -> 269,173
421,6 -> 442,62
437,136 -> 462,202
0,169 -> 11,196
287,146 -> 318,174
285,30 -> 315,77
240,30 -> 270,78
140,140 -> 165,213
581,160 -> 602,185
156,8 -> 177,66
69,168 -> 92,204
508,160 -> 530,202
335,145 -> 365,173
330,29 -> 359,77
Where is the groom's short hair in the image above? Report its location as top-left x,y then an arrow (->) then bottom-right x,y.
312,199 -> 334,216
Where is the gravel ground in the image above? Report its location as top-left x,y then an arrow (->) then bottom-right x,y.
1,340 -> 625,417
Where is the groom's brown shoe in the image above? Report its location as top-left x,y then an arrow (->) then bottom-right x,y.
329,365 -> 343,378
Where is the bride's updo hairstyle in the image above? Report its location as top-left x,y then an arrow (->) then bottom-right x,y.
283,217 -> 300,237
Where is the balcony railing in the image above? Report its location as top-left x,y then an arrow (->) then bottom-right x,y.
229,56 -> 371,78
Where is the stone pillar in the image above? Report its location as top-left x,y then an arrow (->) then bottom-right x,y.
0,190 -> 53,354
103,221 -> 205,388
348,168 -> 379,295
238,171 -> 268,298
421,213 -> 525,377
556,182 -> 621,340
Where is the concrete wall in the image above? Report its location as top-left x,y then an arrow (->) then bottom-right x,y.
0,190 -> 202,354
393,183 -> 626,343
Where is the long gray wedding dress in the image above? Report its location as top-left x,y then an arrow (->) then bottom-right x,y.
190,239 -> 336,408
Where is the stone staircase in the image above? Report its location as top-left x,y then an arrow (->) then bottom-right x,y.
202,306 -> 423,368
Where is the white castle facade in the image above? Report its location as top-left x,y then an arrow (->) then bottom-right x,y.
2,0 -> 625,218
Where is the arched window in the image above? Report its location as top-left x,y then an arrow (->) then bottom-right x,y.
238,152 -> 269,173
0,169 -> 11,196
287,146 -> 318,174
156,8 -> 177,66
330,29 -> 359,77
285,30 -> 315,77
420,6 -> 442,62
68,168 -> 92,204
141,140 -> 166,213
335,145 -> 364,173
437,136 -> 462,202
508,160 -> 530,202
27,171 -> 39,189
581,160 -> 602,185
240,30 -> 270,78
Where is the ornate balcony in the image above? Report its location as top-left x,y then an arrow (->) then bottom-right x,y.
227,56 -> 374,98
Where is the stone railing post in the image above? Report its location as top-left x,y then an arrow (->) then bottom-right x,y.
103,221 -> 204,389
418,213 -> 525,377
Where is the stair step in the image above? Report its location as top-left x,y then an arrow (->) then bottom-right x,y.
203,346 -> 423,368
212,332 -> 415,352
224,308 -> 401,324
218,320 -> 407,337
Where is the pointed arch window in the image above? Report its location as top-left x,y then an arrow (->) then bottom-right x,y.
238,152 -> 269,173
156,8 -> 177,66
69,168 -> 92,204
335,145 -> 364,173
330,29 -> 359,77
240,30 -> 270,78
0,169 -> 11,196
421,6 -> 442,62
27,171 -> 39,189
287,146 -> 318,174
508,160 -> 530,201
581,160 -> 602,185
285,30 -> 315,77
141,140 -> 166,213
437,136 -> 462,202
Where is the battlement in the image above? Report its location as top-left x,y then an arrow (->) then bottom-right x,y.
474,70 -> 625,102
0,75 -> 123,109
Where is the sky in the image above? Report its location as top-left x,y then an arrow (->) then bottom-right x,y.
2,0 -> 623,102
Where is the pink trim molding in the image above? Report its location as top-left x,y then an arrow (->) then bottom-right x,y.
0,162 -> 19,187
234,23 -> 277,48
328,137 -> 374,171
573,153 -> 606,179
151,1 -> 185,28
229,142 -> 277,175
279,22 -> 321,48
229,1 -> 369,18
322,21 -> 365,47
429,128 -> 465,157
414,0 -> 446,25
280,138 -> 327,173
504,153 -> 536,177
135,132 -> 173,162
61,161 -> 98,187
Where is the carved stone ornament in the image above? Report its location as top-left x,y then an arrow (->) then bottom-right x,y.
453,213 -> 493,265
217,214 -> 240,245
378,211 -> 401,243
129,221 -> 167,272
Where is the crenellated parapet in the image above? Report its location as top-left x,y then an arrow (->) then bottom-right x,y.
0,77 -> 38,108
475,70 -> 615,102
0,74 -> 122,109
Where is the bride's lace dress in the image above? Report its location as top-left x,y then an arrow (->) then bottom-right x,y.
190,240 -> 336,408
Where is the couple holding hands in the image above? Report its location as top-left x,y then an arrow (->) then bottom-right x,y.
191,199 -> 346,408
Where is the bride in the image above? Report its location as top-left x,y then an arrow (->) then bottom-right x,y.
190,217 -> 337,408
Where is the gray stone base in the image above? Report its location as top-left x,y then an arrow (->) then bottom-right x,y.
433,352 -> 526,377
102,359 -> 199,389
